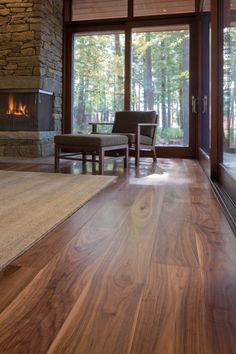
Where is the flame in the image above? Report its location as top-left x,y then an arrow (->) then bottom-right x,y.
7,95 -> 28,116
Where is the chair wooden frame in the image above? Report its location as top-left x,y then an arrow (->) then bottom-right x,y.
90,120 -> 158,166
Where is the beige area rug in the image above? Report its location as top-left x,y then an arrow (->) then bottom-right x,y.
0,170 -> 116,270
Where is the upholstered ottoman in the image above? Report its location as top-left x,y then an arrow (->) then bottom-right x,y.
54,134 -> 129,174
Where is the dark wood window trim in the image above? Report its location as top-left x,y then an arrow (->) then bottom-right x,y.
209,0 -> 236,236
64,0 -> 72,22
210,0 -> 223,179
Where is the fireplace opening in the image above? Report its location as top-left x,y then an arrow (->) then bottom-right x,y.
0,89 -> 53,131
7,95 -> 29,117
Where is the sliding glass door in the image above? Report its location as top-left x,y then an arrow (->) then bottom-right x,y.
70,20 -> 197,157
131,25 -> 190,147
217,0 -> 236,204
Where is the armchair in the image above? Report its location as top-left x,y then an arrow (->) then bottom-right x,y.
90,111 -> 158,166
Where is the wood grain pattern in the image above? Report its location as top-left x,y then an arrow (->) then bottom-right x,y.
130,264 -> 210,354
0,158 -> 236,353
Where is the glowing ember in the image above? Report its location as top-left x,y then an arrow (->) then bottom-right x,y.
7,95 -> 28,116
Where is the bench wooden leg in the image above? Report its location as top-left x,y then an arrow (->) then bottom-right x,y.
135,138 -> 140,167
135,148 -> 140,167
92,153 -> 96,163
124,146 -> 129,169
82,153 -> 87,165
54,144 -> 60,171
152,146 -> 157,162
99,147 -> 104,174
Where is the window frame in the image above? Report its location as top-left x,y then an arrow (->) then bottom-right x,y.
64,2 -> 198,157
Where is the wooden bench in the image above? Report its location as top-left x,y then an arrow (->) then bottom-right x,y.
54,134 -> 129,174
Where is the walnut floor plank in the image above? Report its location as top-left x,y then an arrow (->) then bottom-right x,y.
130,264 -> 210,354
0,158 -> 235,354
151,217 -> 200,268
48,188 -> 165,354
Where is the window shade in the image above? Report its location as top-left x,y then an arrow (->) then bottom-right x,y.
72,0 -> 128,21
133,0 -> 195,17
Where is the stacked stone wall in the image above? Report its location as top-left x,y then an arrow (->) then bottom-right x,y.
40,0 -> 63,132
0,0 -> 42,88
0,0 -> 63,132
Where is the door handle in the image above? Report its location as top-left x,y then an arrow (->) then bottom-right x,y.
191,96 -> 198,114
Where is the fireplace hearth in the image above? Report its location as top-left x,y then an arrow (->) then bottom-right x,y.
0,89 -> 53,131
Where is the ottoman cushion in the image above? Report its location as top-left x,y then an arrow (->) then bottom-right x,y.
54,134 -> 128,147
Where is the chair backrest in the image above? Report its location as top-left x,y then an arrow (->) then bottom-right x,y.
112,111 -> 157,139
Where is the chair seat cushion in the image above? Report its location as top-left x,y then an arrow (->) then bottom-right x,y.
54,134 -> 128,147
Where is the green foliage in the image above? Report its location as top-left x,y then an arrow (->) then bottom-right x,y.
73,29 -> 190,144
223,27 -> 236,151
73,33 -> 125,132
157,127 -> 183,141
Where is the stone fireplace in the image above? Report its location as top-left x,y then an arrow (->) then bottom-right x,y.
0,0 -> 63,157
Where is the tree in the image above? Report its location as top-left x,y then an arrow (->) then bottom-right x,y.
143,32 -> 154,110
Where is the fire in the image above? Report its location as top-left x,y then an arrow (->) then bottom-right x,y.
7,95 -> 28,116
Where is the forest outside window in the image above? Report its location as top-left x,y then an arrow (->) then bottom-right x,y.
72,32 -> 125,134
132,26 -> 190,146
72,26 -> 190,145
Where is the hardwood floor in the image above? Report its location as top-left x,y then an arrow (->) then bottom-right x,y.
0,158 -> 236,354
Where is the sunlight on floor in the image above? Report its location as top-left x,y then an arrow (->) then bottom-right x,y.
129,171 -> 194,186
129,172 -> 169,185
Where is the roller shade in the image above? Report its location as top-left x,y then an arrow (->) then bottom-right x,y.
72,0 -> 128,21
133,0 -> 195,16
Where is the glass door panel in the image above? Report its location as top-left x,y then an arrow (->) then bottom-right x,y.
72,32 -> 125,133
222,6 -> 236,180
200,14 -> 211,155
131,25 -> 190,147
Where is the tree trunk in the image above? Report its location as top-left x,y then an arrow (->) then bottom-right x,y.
115,34 -> 123,113
78,75 -> 86,124
161,40 -> 167,130
181,35 -> 189,146
167,76 -> 171,127
179,88 -> 182,128
144,33 -> 154,111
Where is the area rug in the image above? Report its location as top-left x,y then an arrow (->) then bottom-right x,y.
0,170 -> 116,270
